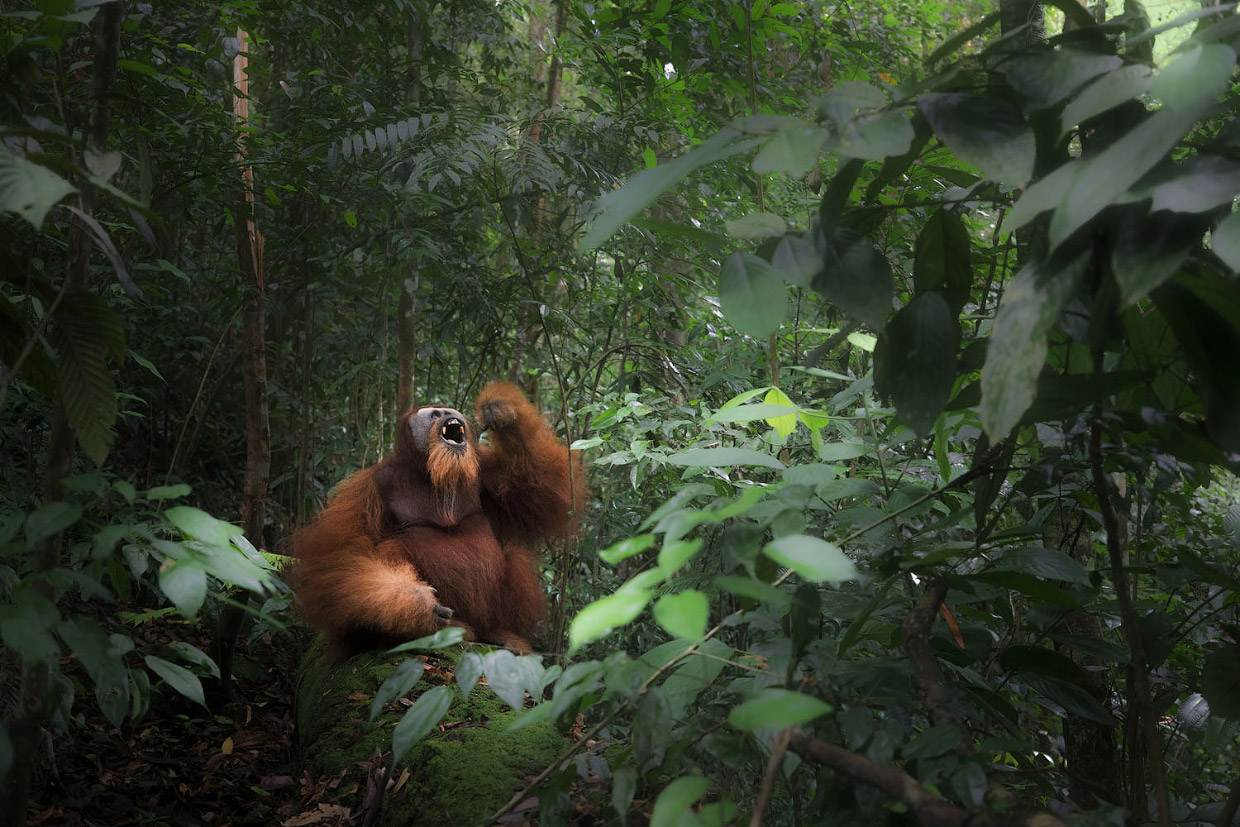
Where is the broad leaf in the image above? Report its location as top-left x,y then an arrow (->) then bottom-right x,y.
650,775 -> 711,827
483,649 -> 544,711
666,447 -> 785,469
159,558 -> 207,618
874,293 -> 959,436
165,506 -> 237,548
0,145 -> 76,229
1150,42 -> 1236,110
1060,64 -> 1153,135
52,291 -> 123,465
917,93 -> 1034,185
752,125 -> 828,176
1112,210 -> 1200,306
763,387 -> 799,437
991,547 -> 1089,585
1131,156 -> 1240,215
913,208 -> 972,313
1213,211 -> 1240,272
815,228 -> 894,329
391,685 -> 452,764
728,688 -> 832,730
369,659 -> 425,721
718,252 -> 785,338
981,252 -> 1087,439
25,502 -> 82,546
763,535 -> 858,583
725,212 -> 786,239
145,655 -> 207,709
599,533 -> 656,565
1005,50 -> 1121,111
1202,645 -> 1240,719
653,590 -> 709,640
772,232 -> 822,287
60,616 -> 130,728
569,589 -> 651,650
829,110 -> 914,160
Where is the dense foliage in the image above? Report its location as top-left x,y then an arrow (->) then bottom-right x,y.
3,1 -> 1240,826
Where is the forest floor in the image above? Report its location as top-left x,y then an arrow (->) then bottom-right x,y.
24,617 -> 361,827
24,615 -> 612,827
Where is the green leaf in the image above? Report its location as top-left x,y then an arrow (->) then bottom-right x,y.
1202,645 -> 1240,719
0,588 -> 60,665
1132,156 -> 1240,215
752,125 -> 828,176
658,538 -> 703,575
991,546 -> 1089,584
52,291 -> 123,465
483,649 -> 544,711
369,659 -> 426,721
917,93 -> 1034,185
874,293 -> 959,436
386,626 -> 466,652
980,252 -> 1088,440
0,145 -> 76,229
1112,210 -> 1200,306
1045,102 -> 1209,249
456,652 -> 484,699
1001,645 -> 1088,681
582,127 -> 756,250
819,82 -> 887,125
763,387 -> 798,437
159,558 -> 207,617
903,724 -> 962,759
913,209 -> 973,313
166,641 -> 219,679
1214,211 -> 1240,272
728,688 -> 832,730
25,502 -> 82,546
1023,675 -> 1116,726
599,533 -> 656,565
763,535 -> 858,583
714,575 -> 791,606
829,110 -> 914,160
391,685 -> 453,764
145,655 -> 207,709
814,229 -> 894,329
145,483 -> 191,501
1005,50 -> 1121,111
60,616 -> 130,728
569,589 -> 651,650
653,590 -> 709,640
725,212 -> 787,239
165,506 -> 238,548
612,766 -> 637,818
816,442 -> 873,461
771,232 -> 822,288
718,252 -> 785,338
666,447 -> 785,469
1060,64 -> 1153,135
1150,42 -> 1237,110
708,403 -> 797,424
650,775 -> 711,827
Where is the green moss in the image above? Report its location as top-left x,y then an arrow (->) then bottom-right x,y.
296,638 -> 569,826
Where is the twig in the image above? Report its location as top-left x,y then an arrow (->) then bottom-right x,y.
749,727 -> 793,827
1089,370 -> 1170,827
0,277 -> 69,415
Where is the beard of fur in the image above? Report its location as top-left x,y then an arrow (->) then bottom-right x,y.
426,440 -> 480,521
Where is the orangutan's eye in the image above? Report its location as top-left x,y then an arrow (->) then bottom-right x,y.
429,410 -> 442,419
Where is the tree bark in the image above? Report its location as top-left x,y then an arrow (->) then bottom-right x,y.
211,27 -> 270,698
1,4 -> 123,822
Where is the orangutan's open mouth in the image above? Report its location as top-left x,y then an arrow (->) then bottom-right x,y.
440,417 -> 466,446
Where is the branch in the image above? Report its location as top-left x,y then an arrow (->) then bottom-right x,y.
786,731 -> 969,827
900,577 -> 973,753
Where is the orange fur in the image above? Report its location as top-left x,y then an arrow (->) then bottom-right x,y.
289,381 -> 586,661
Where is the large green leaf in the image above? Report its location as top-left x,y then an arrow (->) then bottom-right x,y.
391,685 -> 453,764
913,208 -> 972,313
1150,42 -> 1237,110
828,110 -> 914,161
159,558 -> 207,618
666,447 -> 785,469
917,93 -> 1034,185
1005,50 -> 1121,112
874,293 -> 959,436
1131,156 -> 1240,214
1060,64 -> 1153,135
725,212 -> 787,239
1213,211 -> 1240,272
653,590 -> 708,640
991,547 -> 1089,585
650,775 -> 711,827
568,588 -> 651,650
51,291 -> 124,465
718,252 -> 785,338
763,535 -> 858,583
1202,645 -> 1240,719
145,655 -> 207,709
0,145 -> 76,229
369,659 -> 425,721
59,616 -> 130,728
25,502 -> 82,546
582,128 -> 755,250
1112,209 -> 1200,306
980,252 -> 1087,440
814,228 -> 893,329
728,688 -> 832,730
752,124 -> 828,176
771,232 -> 822,288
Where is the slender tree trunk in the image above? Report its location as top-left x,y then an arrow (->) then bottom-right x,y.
396,269 -> 418,413
1,4 -> 122,822
211,27 -> 270,698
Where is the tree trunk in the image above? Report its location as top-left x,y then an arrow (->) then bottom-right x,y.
0,4 -> 122,822
396,268 -> 418,414
211,27 -> 270,699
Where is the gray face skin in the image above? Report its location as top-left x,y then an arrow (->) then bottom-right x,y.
409,406 -> 470,454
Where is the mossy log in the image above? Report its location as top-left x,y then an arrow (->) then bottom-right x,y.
296,639 -> 568,826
